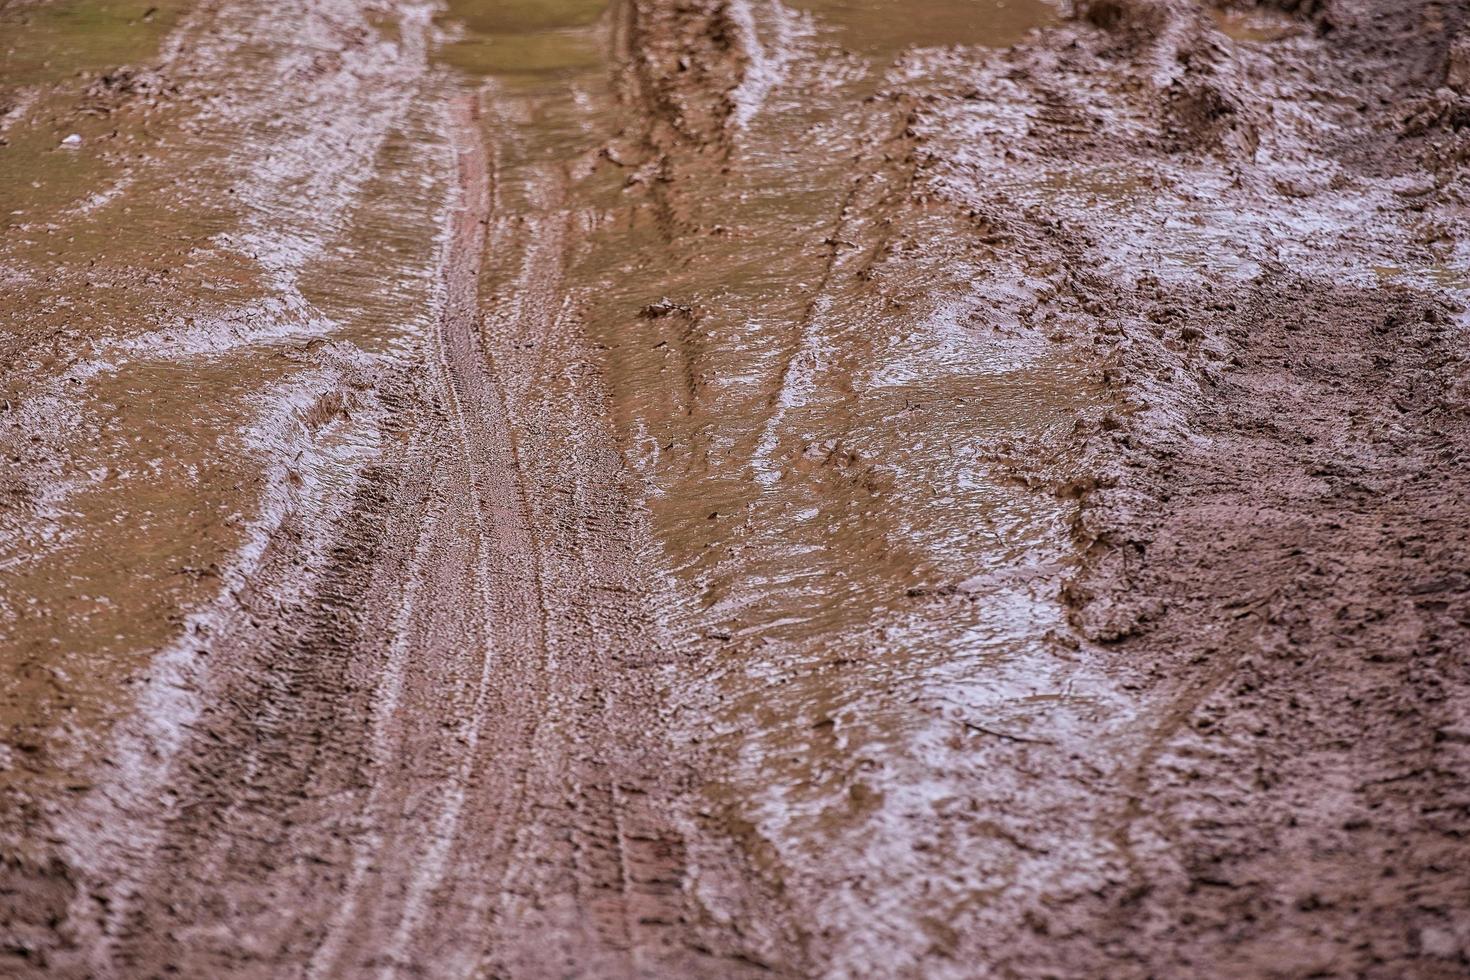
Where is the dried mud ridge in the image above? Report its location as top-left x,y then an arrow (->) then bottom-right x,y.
2,0 -> 1470,976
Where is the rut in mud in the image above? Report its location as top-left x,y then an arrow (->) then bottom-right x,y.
2,0 -> 1470,976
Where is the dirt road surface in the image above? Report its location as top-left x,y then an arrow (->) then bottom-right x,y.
1,0 -> 1468,976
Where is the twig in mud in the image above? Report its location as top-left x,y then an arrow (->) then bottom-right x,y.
920,695 -> 1057,744
960,720 -> 1055,746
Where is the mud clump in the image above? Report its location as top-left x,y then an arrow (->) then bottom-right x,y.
82,66 -> 177,112
1076,0 -> 1171,33
639,296 -> 693,318
1449,32 -> 1470,91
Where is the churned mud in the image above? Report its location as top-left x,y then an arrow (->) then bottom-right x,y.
1,0 -> 1468,976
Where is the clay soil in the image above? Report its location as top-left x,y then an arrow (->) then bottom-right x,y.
1,0 -> 1469,976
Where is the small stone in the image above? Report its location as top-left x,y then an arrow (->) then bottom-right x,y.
639,297 -> 691,319
1447,34 -> 1470,93
60,133 -> 83,148
1421,926 -> 1461,959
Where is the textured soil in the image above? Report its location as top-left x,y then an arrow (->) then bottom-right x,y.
1,0 -> 1469,976
951,2 -> 1470,972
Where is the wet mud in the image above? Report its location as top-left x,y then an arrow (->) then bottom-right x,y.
2,0 -> 1469,976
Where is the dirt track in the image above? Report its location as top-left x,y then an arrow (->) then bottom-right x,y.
2,0 -> 1469,976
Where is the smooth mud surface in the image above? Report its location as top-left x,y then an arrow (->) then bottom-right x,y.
2,0 -> 1469,976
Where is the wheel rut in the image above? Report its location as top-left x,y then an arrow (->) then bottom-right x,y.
2,75 -> 769,980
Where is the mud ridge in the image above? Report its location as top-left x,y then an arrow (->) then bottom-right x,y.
894,0 -> 1470,972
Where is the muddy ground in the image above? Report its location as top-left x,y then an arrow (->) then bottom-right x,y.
1,0 -> 1468,976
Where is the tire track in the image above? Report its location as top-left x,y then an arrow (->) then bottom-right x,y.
455,87 -> 784,978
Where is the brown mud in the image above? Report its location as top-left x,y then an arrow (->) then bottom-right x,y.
2,0 -> 1469,976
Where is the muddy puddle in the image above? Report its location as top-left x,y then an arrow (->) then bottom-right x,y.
430,0 -> 1128,968
1,0 -> 452,795
0,0 -> 188,217
434,0 -> 608,76
793,0 -> 1057,54
1209,5 -> 1297,42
